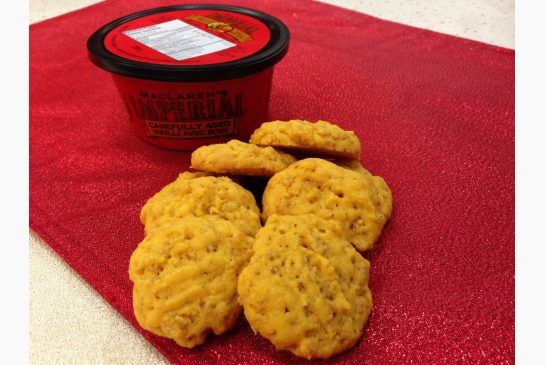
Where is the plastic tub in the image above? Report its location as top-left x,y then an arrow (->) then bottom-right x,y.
87,4 -> 289,150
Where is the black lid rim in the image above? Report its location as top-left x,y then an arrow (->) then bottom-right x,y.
87,4 -> 290,82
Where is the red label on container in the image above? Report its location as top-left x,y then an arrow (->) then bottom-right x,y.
104,10 -> 271,65
111,68 -> 274,150
129,89 -> 244,140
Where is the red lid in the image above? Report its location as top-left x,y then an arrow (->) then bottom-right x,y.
87,5 -> 289,82
104,9 -> 271,66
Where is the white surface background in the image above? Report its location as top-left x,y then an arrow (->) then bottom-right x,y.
29,1 -> 514,364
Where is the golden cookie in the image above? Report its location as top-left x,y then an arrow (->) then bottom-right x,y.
262,158 -> 392,251
371,175 -> 393,222
238,214 -> 372,359
129,216 -> 253,348
249,120 -> 361,159
191,139 -> 297,177
335,160 -> 393,218
334,159 -> 371,176
141,172 -> 260,237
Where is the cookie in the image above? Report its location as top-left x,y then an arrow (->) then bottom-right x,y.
334,159 -> 371,176
262,158 -> 391,251
249,120 -> 361,159
371,175 -> 393,220
335,160 -> 393,218
238,214 -> 372,359
141,172 -> 261,237
129,216 -> 253,348
191,139 -> 297,177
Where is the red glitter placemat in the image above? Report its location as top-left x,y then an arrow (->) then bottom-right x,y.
30,0 -> 514,363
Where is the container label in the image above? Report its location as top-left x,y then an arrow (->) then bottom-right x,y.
112,68 -> 273,149
127,89 -> 245,139
122,19 -> 236,61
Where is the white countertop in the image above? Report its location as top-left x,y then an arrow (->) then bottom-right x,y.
29,1 -> 514,364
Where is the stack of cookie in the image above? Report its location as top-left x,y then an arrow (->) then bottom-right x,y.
128,120 -> 392,359
130,173 -> 262,348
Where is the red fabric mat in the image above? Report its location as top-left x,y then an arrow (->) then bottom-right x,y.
30,0 -> 514,363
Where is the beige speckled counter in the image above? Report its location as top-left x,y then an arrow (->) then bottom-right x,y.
29,1 -> 514,364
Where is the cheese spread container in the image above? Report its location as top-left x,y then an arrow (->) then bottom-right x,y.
87,5 -> 289,150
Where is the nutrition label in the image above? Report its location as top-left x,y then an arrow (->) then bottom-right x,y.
123,19 -> 236,61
